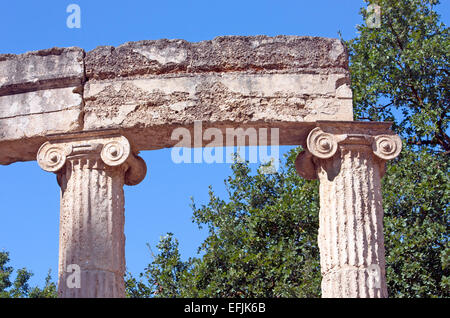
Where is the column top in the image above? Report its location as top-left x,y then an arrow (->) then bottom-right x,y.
37,131 -> 147,186
295,121 -> 402,180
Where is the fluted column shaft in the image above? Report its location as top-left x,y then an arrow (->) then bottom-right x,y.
317,144 -> 386,297
296,121 -> 402,298
58,157 -> 126,297
37,130 -> 146,298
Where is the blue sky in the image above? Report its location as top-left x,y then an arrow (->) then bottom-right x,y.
0,1 -> 448,288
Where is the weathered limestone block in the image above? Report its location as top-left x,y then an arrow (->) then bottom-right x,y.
37,130 -> 146,297
85,36 -> 350,79
0,47 -> 84,93
0,48 -> 85,164
84,36 -> 353,152
0,88 -> 82,138
295,121 -> 402,297
0,36 -> 353,165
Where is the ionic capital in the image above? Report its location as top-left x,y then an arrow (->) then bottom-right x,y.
295,121 -> 402,180
37,130 -> 147,186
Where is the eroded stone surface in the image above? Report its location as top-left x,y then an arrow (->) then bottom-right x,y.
37,132 -> 146,298
295,122 -> 402,298
0,47 -> 85,164
83,73 -> 352,129
57,157 -> 127,298
83,36 -> 353,153
0,47 -> 84,95
85,36 -> 349,79
0,36 -> 353,165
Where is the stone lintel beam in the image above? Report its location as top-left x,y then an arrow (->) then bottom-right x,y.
0,47 -> 85,165
295,121 -> 402,298
1,35 -> 353,165
37,129 -> 147,298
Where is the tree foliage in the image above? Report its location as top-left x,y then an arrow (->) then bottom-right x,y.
0,251 -> 57,298
382,148 -> 449,296
349,0 -> 449,152
126,155 -> 322,298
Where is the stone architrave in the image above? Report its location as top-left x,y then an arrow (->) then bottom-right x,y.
0,36 -> 353,165
295,121 -> 402,298
37,129 -> 147,298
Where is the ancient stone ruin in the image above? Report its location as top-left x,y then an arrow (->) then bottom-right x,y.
0,36 -> 401,298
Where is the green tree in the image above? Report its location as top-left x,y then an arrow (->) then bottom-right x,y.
127,0 -> 448,298
28,270 -> 58,298
185,158 -> 321,297
126,236 -> 193,298
0,251 -> 57,298
127,156 -> 321,298
382,148 -> 448,296
349,0 -> 449,152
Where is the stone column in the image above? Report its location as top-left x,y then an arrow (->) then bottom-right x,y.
295,122 -> 402,298
37,130 -> 147,298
